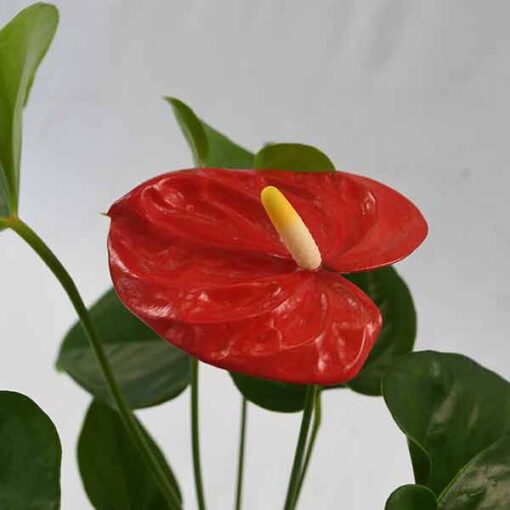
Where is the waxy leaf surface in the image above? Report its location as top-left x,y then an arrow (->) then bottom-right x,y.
230,372 -> 307,412
437,432 -> 510,509
0,391 -> 61,510
0,3 -> 58,219
78,400 -> 181,509
385,485 -> 437,510
166,97 -> 253,168
58,288 -> 190,409
346,266 -> 416,396
254,143 -> 335,172
384,351 -> 510,509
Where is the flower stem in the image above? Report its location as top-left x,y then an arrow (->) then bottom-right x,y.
191,358 -> 207,510
293,389 -> 322,508
234,397 -> 248,510
283,385 -> 319,510
8,217 -> 181,510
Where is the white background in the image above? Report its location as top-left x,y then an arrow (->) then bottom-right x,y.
1,1 -> 509,508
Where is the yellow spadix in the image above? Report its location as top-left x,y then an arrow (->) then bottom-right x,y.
260,186 -> 322,271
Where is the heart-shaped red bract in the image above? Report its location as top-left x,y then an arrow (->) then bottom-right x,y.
107,168 -> 427,385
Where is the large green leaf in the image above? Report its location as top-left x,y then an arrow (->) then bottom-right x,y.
230,372 -> 307,413
165,97 -> 254,168
385,485 -> 437,510
57,288 -> 191,409
384,351 -> 510,509
254,143 -> 335,172
0,3 -> 58,218
345,267 -> 416,396
408,437 -> 431,486
0,391 -> 61,509
78,400 -> 181,509
438,433 -> 510,509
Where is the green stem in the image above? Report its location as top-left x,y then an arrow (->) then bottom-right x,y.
293,389 -> 322,508
283,385 -> 318,510
9,217 -> 180,510
191,358 -> 207,510
234,398 -> 248,510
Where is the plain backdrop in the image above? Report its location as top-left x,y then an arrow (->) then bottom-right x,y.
1,1 -> 509,508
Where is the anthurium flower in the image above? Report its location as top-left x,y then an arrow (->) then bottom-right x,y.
107,168 -> 427,385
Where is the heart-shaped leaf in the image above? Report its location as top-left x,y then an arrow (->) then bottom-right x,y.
384,351 -> 510,509
165,97 -> 254,168
0,3 -> 59,220
230,372 -> 307,413
57,289 -> 191,409
78,400 -> 181,509
0,391 -> 61,509
385,485 -> 437,510
437,432 -> 510,509
254,143 -> 335,172
345,267 -> 416,396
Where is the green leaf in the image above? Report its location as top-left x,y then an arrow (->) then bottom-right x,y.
165,97 -> 207,166
165,97 -> 254,168
345,267 -> 416,396
57,288 -> 191,409
385,485 -> 438,510
253,143 -> 335,172
408,437 -> 431,486
438,433 -> 510,509
0,391 -> 61,509
383,351 -> 510,508
0,171 -> 8,220
0,3 -> 59,218
230,372 -> 307,413
78,400 -> 181,509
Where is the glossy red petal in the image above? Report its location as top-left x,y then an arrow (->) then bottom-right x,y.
107,167 -> 425,383
109,168 -> 288,259
108,210 -> 305,323
108,168 -> 427,273
111,260 -> 382,384
322,173 -> 428,273
256,169 -> 427,272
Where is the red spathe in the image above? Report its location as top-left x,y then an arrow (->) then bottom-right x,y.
107,168 -> 427,384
